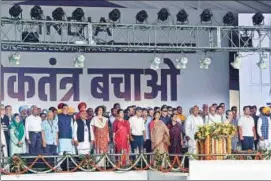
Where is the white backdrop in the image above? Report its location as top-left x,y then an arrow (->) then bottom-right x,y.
239,14 -> 271,110
0,5 -> 230,113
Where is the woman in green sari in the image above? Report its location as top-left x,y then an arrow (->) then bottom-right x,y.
9,114 -> 26,156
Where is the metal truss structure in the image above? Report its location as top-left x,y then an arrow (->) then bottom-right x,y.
1,18 -> 271,53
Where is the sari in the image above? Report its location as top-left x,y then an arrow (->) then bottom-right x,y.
113,119 -> 130,153
151,120 -> 170,154
91,116 -> 109,154
169,122 -> 183,154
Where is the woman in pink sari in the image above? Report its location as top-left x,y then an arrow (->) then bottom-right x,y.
113,109 -> 130,154
151,111 -> 170,154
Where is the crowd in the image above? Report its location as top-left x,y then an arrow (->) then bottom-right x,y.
0,102 -> 270,160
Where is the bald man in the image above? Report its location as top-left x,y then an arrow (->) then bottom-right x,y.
185,105 -> 204,153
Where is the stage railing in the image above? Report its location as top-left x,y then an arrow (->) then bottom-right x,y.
1,150 -> 271,175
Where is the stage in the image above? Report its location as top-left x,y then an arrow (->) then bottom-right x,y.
2,171 -> 188,180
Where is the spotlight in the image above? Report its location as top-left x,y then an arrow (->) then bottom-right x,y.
223,12 -> 235,25
9,4 -> 22,18
30,5 -> 43,20
252,12 -> 264,25
200,57 -> 212,69
52,7 -> 65,21
150,57 -> 161,70
176,56 -> 188,69
109,9 -> 121,22
257,53 -> 268,69
176,9 -> 188,24
74,55 -> 85,68
157,8 -> 170,22
136,10 -> 148,23
72,8 -> 84,21
200,9 -> 213,23
231,54 -> 242,69
9,53 -> 20,65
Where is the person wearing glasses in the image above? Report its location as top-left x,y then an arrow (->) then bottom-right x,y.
160,105 -> 170,126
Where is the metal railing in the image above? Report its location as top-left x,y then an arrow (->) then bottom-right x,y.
1,18 -> 271,52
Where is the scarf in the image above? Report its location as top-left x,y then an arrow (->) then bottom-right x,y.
9,120 -> 24,141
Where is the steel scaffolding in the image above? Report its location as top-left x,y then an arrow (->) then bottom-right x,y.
1,18 -> 271,52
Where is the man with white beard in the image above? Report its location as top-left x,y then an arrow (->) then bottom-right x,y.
205,106 -> 221,124
185,105 -> 204,153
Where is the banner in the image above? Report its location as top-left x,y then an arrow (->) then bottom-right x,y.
0,51 -> 229,112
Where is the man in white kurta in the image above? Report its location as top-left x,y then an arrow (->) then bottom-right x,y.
185,105 -> 204,154
205,106 -> 221,124
73,111 -> 95,155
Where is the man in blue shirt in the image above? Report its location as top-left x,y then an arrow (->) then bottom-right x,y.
160,106 -> 170,126
41,111 -> 59,154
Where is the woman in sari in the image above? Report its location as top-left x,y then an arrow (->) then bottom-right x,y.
151,111 -> 170,154
113,109 -> 130,165
169,114 -> 183,154
113,109 -> 130,153
9,114 -> 26,156
91,106 -> 109,166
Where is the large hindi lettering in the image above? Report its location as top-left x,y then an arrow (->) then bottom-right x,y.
88,58 -> 180,101
0,66 -> 83,102
87,69 -> 144,101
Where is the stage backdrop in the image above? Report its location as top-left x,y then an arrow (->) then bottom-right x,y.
0,5 -> 230,113
238,14 -> 271,111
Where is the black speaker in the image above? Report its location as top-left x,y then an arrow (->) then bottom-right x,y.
22,32 -> 39,42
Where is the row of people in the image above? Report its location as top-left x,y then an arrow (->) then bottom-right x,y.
0,103 -> 185,157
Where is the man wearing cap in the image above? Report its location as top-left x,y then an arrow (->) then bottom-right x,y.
129,107 -> 146,154
19,105 -> 29,125
25,105 -> 42,154
1,104 -> 10,156
257,107 -> 271,150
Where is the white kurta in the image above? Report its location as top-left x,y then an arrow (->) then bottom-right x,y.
257,117 -> 271,150
185,115 -> 204,154
73,120 -> 95,155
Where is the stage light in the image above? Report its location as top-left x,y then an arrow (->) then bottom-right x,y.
200,9 -> 213,23
223,12 -> 235,25
150,56 -> 161,70
231,54 -> 242,69
74,55 -> 85,68
72,8 -> 84,21
176,9 -> 188,24
200,57 -> 212,69
257,53 -> 268,69
30,5 -> 43,20
52,7 -> 65,21
136,10 -> 148,23
109,9 -> 121,22
9,4 -> 22,18
9,53 -> 20,65
252,12 -> 264,25
176,56 -> 188,69
157,8 -> 170,22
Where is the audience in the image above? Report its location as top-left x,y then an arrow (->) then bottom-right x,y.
2,101 -> 271,160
